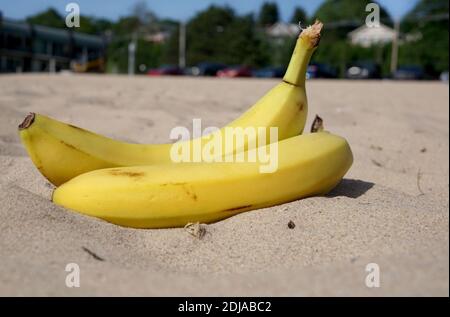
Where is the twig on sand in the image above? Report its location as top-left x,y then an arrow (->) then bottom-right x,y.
417,168 -> 425,196
82,246 -> 105,262
185,222 -> 207,239
370,145 -> 383,151
287,220 -> 296,229
371,159 -> 383,167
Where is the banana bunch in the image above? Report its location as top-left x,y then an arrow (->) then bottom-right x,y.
19,21 -> 354,229
18,20 -> 319,186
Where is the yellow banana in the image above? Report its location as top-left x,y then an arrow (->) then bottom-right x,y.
19,21 -> 323,186
53,131 -> 353,229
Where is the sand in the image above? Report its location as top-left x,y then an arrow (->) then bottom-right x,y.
0,74 -> 448,296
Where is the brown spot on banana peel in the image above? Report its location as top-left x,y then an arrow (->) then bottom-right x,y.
24,133 -> 46,175
68,124 -> 85,131
181,184 -> 198,201
223,205 -> 253,212
160,182 -> 187,186
60,139 -> 106,165
108,169 -> 145,178
68,124 -> 94,135
59,138 -> 118,169
60,140 -> 79,151
185,188 -> 198,201
18,112 -> 35,130
282,79 -> 300,87
160,182 -> 198,201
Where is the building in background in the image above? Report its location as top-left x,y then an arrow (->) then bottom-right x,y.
347,23 -> 397,48
266,22 -> 300,39
0,13 -> 106,73
144,30 -> 171,44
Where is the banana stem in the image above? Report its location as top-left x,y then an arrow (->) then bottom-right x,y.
283,20 -> 323,87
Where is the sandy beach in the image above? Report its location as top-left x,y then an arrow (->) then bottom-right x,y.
0,74 -> 448,296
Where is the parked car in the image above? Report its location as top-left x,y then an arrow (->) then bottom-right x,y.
307,63 -> 338,79
186,62 -> 227,76
346,62 -> 381,79
440,71 -> 449,82
392,66 -> 424,80
217,65 -> 252,78
147,65 -> 183,76
252,66 -> 285,78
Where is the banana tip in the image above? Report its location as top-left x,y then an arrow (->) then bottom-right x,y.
300,20 -> 323,47
18,113 -> 35,130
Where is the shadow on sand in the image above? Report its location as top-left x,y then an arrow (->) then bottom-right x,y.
327,179 -> 375,199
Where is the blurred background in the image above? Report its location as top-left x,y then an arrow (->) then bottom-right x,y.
0,0 -> 448,80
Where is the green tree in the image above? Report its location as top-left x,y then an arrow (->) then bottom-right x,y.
278,37 -> 297,68
26,8 -> 65,29
26,8 -> 112,35
130,1 -> 159,34
399,0 -> 449,76
106,3 -> 163,74
135,39 -> 162,73
314,0 -> 392,39
112,16 -> 141,36
92,18 -> 114,34
186,6 -> 236,65
160,20 -> 181,65
403,0 -> 449,19
106,37 -> 162,74
76,16 -> 113,35
186,6 -> 270,67
290,7 -> 308,25
258,2 -> 279,26
224,14 -> 271,67
311,0 -> 393,76
77,16 -> 98,34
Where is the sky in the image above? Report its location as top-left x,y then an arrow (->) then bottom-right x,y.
0,0 -> 420,22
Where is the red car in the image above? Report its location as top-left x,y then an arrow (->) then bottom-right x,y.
148,65 -> 182,76
217,65 -> 252,78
